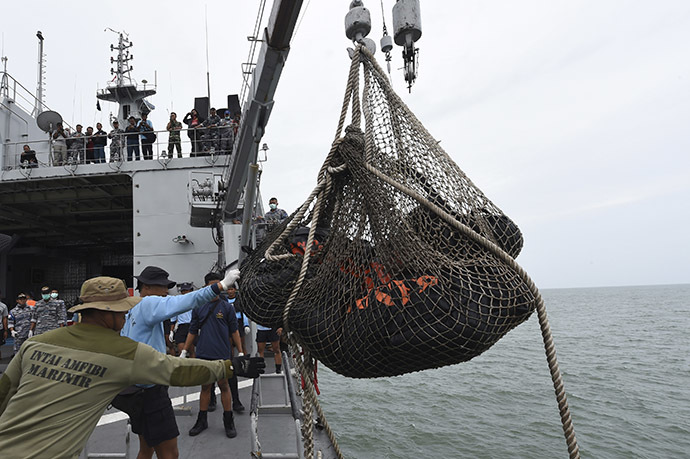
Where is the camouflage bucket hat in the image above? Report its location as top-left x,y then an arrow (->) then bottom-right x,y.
69,276 -> 141,313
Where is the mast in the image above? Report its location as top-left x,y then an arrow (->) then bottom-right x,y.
32,31 -> 46,117
97,29 -> 156,124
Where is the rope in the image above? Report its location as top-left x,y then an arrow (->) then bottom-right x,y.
264,43 -> 580,458
263,46 -> 367,459
357,45 -> 581,459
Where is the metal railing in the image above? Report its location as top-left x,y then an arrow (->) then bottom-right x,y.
1,71 -> 73,131
1,126 -> 237,170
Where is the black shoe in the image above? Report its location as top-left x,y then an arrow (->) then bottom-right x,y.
232,400 -> 245,413
275,364 -> 282,374
223,411 -> 237,438
208,392 -> 217,412
189,411 -> 208,436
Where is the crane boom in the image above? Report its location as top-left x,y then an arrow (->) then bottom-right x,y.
222,0 -> 304,216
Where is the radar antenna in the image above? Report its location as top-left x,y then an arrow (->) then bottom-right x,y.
105,28 -> 135,88
36,110 -> 63,134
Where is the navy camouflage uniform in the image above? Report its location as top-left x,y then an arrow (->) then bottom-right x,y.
68,131 -> 86,163
264,208 -> 289,231
33,299 -> 66,335
201,114 -> 221,153
8,305 -> 35,353
218,118 -> 235,154
108,127 -> 125,162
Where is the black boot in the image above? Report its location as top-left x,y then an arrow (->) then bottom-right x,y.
223,411 -> 237,438
189,411 -> 208,436
208,384 -> 217,412
232,399 -> 245,413
229,376 -> 244,413
275,363 -> 282,374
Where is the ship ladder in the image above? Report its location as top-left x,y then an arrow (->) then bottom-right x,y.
83,420 -> 132,459
251,351 -> 305,459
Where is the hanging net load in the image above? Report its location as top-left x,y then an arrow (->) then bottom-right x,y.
239,45 -> 536,379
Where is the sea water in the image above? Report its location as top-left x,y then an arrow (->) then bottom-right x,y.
316,284 -> 690,458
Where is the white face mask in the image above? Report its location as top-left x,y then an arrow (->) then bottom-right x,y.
50,292 -> 58,299
269,203 -> 277,210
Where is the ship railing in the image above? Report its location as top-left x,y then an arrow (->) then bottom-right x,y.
96,80 -> 157,98
1,126 -> 237,170
0,70 -> 72,128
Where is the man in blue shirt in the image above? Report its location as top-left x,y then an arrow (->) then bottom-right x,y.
182,272 -> 244,438
119,265 -> 240,459
169,282 -> 195,357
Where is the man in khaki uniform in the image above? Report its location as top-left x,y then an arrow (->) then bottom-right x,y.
0,276 -> 264,459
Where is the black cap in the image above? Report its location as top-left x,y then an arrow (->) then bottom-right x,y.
179,282 -> 194,291
41,286 -> 51,293
17,293 -> 27,299
135,266 -> 177,289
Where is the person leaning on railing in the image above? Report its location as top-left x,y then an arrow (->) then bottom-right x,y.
93,122 -> 108,163
68,125 -> 87,163
183,109 -> 204,156
219,110 -> 235,155
125,116 -> 141,161
20,145 -> 38,168
200,107 -> 221,155
138,113 -> 155,160
84,127 -> 95,163
51,122 -> 68,166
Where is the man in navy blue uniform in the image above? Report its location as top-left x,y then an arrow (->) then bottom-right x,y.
182,272 -> 244,438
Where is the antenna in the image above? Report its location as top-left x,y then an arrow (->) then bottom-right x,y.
32,31 -> 46,117
205,5 -> 211,113
1,56 -> 7,99
36,110 -> 62,133
105,29 -> 134,88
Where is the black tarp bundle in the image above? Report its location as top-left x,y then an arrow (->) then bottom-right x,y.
238,49 -> 536,378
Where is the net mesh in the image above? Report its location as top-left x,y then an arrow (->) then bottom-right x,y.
239,47 -> 536,378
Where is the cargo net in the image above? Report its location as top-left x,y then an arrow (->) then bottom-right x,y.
239,46 -> 536,379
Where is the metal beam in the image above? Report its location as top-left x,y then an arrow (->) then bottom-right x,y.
222,0 -> 304,215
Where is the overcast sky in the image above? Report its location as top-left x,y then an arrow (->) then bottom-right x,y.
2,1 -> 689,289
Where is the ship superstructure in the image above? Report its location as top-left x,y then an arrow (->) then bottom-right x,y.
96,30 -> 157,124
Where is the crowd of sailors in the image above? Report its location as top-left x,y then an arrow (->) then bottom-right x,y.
0,287 -> 67,359
18,108 -> 240,168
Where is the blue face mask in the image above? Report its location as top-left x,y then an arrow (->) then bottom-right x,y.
42,294 -> 50,301
269,203 -> 277,210
50,292 -> 58,299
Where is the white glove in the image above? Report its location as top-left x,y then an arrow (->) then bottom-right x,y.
244,326 -> 251,336
238,352 -> 244,357
179,349 -> 188,358
11,330 -> 17,338
28,330 -> 34,338
219,269 -> 241,290
169,330 -> 175,342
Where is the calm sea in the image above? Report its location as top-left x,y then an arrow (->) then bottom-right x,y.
316,284 -> 690,458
